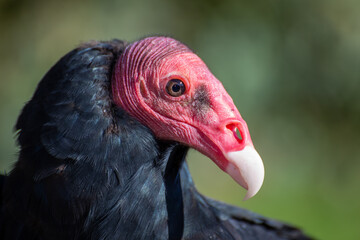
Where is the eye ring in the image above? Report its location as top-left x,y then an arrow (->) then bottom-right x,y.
166,79 -> 186,97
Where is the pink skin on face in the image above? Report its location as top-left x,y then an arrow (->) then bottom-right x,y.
112,37 -> 264,200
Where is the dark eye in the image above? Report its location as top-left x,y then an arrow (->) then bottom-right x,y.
166,79 -> 185,97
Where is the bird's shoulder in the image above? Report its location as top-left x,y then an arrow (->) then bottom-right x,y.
15,39 -> 158,167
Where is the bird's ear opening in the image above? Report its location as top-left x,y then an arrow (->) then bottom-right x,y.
139,78 -> 150,99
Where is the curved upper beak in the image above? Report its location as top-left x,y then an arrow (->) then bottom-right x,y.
225,146 -> 264,200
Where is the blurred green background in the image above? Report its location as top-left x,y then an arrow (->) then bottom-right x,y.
1,0 -> 359,239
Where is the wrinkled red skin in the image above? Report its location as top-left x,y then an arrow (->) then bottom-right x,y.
112,37 -> 253,172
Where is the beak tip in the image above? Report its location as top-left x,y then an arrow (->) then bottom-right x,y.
243,177 -> 264,201
243,194 -> 251,201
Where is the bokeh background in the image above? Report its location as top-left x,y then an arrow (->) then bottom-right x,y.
1,0 -> 359,239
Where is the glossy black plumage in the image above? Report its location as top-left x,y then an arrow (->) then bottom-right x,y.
0,40 -> 311,239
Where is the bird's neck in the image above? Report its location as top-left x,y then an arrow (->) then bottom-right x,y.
84,141 -> 190,239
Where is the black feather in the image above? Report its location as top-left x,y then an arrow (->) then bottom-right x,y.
0,40 -> 311,240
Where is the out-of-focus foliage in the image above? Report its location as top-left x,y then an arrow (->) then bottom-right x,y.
1,0 -> 359,239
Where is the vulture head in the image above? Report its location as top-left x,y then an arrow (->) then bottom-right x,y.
112,37 -> 264,200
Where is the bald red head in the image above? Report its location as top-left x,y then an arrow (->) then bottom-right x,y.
112,37 -> 264,200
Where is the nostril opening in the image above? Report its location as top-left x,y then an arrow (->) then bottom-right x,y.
235,127 -> 243,141
226,123 -> 243,143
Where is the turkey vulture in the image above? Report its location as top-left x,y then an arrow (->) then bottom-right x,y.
0,37 -> 311,239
